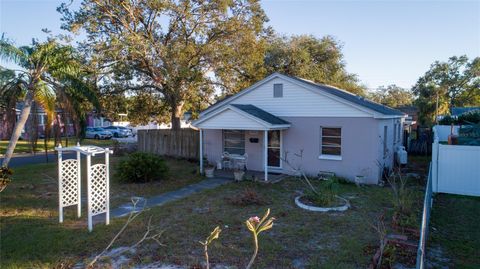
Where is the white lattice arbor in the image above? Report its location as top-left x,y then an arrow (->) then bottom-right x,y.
56,144 -> 113,232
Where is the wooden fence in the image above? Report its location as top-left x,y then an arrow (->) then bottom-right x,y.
138,129 -> 199,160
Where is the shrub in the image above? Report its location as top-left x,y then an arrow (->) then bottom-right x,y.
0,166 -> 13,192
387,169 -> 416,227
439,111 -> 480,125
458,110 -> 480,124
438,115 -> 457,125
304,178 -> 340,206
116,152 -> 168,183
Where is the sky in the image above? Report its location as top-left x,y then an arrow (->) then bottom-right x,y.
0,0 -> 479,90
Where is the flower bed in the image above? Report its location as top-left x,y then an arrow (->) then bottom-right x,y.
295,195 -> 350,212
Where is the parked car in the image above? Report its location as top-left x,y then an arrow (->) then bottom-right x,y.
103,126 -> 133,138
85,127 -> 113,140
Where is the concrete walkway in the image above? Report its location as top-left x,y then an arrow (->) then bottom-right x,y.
102,177 -> 232,219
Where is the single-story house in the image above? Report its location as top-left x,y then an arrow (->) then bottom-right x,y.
192,73 -> 406,184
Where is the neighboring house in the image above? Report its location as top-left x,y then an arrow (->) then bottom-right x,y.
87,114 -> 112,128
451,107 -> 480,118
192,73 -> 406,184
397,105 -> 418,130
0,102 -> 75,140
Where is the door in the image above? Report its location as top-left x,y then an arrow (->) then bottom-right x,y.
268,130 -> 281,168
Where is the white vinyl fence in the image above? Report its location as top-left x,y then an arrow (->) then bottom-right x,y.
432,129 -> 480,197
432,125 -> 459,142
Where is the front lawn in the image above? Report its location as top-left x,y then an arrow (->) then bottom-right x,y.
0,138 -> 115,155
1,159 -> 424,268
429,194 -> 480,268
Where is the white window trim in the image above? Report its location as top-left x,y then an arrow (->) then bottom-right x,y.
319,155 -> 342,161
319,126 -> 342,159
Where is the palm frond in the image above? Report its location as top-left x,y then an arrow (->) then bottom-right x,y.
34,80 -> 56,125
63,75 -> 101,110
0,38 -> 30,67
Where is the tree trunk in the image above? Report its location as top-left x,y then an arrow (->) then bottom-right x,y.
2,101 -> 16,139
2,90 -> 34,167
170,101 -> 184,130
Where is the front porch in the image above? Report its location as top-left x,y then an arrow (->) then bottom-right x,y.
193,104 -> 291,181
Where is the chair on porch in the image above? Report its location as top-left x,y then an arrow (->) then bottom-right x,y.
222,152 -> 232,170
235,153 -> 248,170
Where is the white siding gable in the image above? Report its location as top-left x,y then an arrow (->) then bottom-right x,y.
196,108 -> 266,130
229,77 -> 373,117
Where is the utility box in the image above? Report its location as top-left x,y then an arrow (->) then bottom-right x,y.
397,146 -> 408,165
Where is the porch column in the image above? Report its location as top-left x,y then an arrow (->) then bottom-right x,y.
264,130 -> 268,181
199,128 -> 204,174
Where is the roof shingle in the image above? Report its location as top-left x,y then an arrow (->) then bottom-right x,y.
231,104 -> 290,125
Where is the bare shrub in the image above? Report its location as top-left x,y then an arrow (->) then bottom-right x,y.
226,188 -> 269,206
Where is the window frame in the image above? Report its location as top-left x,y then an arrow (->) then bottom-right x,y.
383,126 -> 388,156
319,127 -> 342,160
397,123 -> 401,143
223,130 -> 245,155
394,123 -> 397,144
273,83 -> 283,98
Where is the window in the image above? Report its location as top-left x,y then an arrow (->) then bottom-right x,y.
394,124 -> 397,143
397,123 -> 401,142
223,130 -> 245,155
383,126 -> 388,156
320,127 -> 341,157
273,83 -> 283,98
37,114 -> 46,125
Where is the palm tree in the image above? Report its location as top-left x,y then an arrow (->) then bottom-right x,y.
0,37 -> 99,167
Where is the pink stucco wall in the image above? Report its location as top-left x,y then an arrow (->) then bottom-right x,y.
281,117 -> 381,184
202,117 -> 402,184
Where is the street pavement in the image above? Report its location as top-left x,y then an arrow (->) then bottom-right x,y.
0,152 -> 76,167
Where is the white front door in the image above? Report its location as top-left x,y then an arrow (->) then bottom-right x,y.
267,130 -> 282,168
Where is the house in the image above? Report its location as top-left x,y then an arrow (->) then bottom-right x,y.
0,102 -> 75,140
451,107 -> 480,118
192,73 -> 406,184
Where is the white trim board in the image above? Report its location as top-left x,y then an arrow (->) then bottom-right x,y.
193,105 -> 291,130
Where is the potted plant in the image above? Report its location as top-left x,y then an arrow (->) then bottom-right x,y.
0,166 -> 13,193
233,168 -> 245,181
205,164 -> 215,178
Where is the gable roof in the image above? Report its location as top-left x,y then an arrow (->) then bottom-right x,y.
203,73 -> 405,118
284,74 -> 405,116
451,107 -> 480,116
230,104 -> 290,125
192,104 -> 291,130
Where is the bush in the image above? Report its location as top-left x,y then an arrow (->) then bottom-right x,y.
116,152 -> 168,183
458,110 -> 480,124
304,178 -> 340,206
438,115 -> 456,125
439,110 -> 480,125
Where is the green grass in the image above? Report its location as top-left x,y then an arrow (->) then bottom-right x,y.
1,159 -> 414,269
0,138 -> 115,155
429,194 -> 480,268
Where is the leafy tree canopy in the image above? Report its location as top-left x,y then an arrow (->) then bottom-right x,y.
412,55 -> 480,125
59,0 -> 268,129
263,34 -> 365,95
367,84 -> 413,108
